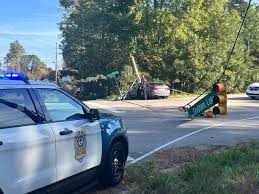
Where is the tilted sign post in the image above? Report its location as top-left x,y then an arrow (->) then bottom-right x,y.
106,71 -> 123,99
187,83 -> 227,119
187,92 -> 217,119
106,71 -> 119,78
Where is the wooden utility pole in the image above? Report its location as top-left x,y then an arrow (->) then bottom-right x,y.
129,54 -> 148,100
130,54 -> 141,83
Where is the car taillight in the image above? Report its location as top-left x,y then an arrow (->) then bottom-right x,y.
165,86 -> 170,91
151,86 -> 158,91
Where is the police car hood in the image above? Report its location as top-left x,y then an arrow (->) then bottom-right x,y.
99,112 -> 125,132
99,112 -> 120,119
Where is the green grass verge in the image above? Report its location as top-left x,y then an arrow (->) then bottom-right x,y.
126,142 -> 259,194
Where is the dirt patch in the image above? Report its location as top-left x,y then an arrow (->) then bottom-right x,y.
151,145 -> 229,171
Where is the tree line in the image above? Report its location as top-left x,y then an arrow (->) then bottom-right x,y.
59,0 -> 259,94
1,40 -> 53,80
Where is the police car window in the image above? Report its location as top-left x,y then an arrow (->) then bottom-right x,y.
0,89 -> 37,128
37,89 -> 85,122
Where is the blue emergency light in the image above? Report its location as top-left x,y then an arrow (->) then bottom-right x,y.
0,71 -> 28,83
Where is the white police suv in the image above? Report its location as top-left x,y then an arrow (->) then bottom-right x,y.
0,72 -> 128,194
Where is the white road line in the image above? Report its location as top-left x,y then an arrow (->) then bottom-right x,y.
127,156 -> 135,162
129,116 -> 259,165
84,101 -> 125,114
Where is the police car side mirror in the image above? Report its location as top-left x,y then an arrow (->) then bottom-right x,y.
89,109 -> 100,122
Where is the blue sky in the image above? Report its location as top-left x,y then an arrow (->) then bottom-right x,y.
0,0 -> 62,69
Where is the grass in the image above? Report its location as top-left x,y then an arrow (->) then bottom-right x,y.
126,142 -> 259,194
126,161 -> 155,183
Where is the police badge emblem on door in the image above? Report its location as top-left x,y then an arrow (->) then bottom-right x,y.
74,130 -> 87,162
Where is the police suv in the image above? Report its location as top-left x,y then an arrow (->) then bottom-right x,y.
0,72 -> 128,194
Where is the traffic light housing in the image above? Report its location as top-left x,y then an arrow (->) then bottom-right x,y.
212,83 -> 227,115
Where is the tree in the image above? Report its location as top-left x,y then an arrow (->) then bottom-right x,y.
131,0 -> 258,93
22,55 -> 49,80
59,0 -> 136,77
5,41 -> 25,71
4,40 -> 50,80
59,0 -> 259,97
225,0 -> 259,92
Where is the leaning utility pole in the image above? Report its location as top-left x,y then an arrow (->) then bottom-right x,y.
55,43 -> 58,84
130,54 -> 141,83
129,54 -> 147,100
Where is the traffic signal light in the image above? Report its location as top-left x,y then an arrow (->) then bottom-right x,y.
212,83 -> 227,115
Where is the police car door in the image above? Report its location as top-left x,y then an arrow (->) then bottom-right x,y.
0,87 -> 56,194
35,88 -> 102,181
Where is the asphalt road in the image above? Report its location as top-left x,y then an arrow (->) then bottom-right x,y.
85,94 -> 259,162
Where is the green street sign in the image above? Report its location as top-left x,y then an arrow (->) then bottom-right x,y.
187,92 -> 216,119
106,70 -> 119,78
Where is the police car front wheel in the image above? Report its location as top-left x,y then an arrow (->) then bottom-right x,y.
99,142 -> 126,187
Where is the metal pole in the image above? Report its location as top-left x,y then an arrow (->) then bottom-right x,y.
55,43 -> 58,84
122,79 -> 137,100
114,77 -> 123,99
144,82 -> 147,100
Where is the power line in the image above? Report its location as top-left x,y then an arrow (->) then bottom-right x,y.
180,0 -> 253,110
220,0 -> 252,80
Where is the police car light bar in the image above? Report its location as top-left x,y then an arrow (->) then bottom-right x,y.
0,71 -> 29,83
